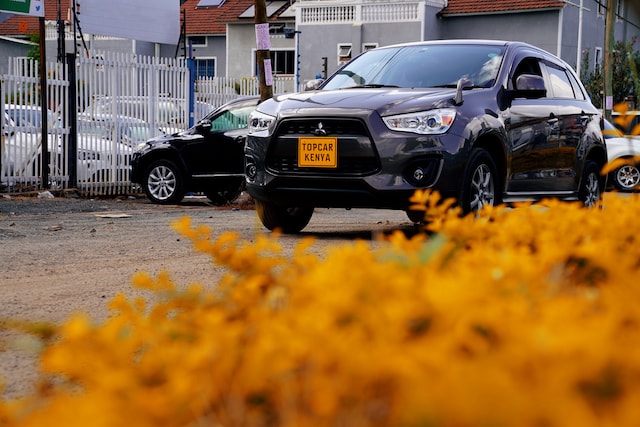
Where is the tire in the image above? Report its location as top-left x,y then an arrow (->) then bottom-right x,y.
460,148 -> 499,215
143,159 -> 184,204
406,209 -> 425,223
579,160 -> 603,208
205,179 -> 246,206
612,163 -> 640,192
255,200 -> 314,233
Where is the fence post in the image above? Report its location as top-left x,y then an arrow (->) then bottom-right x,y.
66,53 -> 78,187
187,56 -> 195,128
39,17 -> 50,189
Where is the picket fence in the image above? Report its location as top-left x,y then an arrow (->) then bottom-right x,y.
1,52 -> 295,196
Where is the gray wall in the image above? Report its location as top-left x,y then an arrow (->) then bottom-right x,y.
438,11 -> 562,60
0,40 -> 30,73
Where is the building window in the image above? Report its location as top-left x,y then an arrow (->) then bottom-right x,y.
363,43 -> 378,51
197,0 -> 225,7
194,58 -> 216,78
254,50 -> 295,76
271,50 -> 295,75
594,47 -> 602,70
598,0 -> 606,17
617,0 -> 624,21
189,36 -> 207,47
337,43 -> 352,64
269,23 -> 286,35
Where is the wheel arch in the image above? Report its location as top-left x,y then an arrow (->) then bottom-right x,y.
585,145 -> 608,188
471,133 -> 507,194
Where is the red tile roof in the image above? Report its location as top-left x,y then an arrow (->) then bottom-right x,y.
183,0 -> 244,35
440,0 -> 566,16
181,0 -> 291,36
0,0 -> 71,35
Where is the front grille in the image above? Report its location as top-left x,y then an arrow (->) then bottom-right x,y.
278,119 -> 368,136
267,118 -> 380,175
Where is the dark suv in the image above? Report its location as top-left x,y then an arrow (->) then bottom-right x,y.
245,40 -> 606,233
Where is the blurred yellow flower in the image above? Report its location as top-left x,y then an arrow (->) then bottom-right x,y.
4,190 -> 640,426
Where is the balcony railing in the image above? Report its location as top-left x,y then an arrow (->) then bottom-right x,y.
298,0 -> 427,24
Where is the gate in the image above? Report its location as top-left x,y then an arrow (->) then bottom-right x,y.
1,57 -> 69,193
1,52 -> 294,197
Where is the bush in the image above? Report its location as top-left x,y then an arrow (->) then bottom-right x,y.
2,189 -> 640,426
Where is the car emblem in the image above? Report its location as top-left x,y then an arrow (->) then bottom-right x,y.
314,122 -> 327,136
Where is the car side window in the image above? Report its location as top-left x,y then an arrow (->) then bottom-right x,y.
511,57 -> 543,90
209,105 -> 254,132
566,71 -> 587,101
543,63 -> 575,99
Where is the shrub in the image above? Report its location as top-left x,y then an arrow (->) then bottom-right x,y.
2,189 -> 640,426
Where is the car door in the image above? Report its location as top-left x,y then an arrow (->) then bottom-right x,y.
542,60 -> 595,192
505,55 -> 561,193
181,102 -> 256,177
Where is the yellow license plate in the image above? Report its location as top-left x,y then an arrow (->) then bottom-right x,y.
298,137 -> 338,168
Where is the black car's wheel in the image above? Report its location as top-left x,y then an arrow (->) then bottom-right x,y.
143,160 -> 184,204
406,209 -> 425,223
205,179 -> 246,206
460,148 -> 499,215
255,200 -> 314,233
579,160 -> 603,207
612,162 -> 640,192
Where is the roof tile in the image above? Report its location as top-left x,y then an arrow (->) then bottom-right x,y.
440,0 -> 566,16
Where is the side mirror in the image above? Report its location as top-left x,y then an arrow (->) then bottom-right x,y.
305,78 -> 324,91
196,119 -> 212,133
511,74 -> 547,99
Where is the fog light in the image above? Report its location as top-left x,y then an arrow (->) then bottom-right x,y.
404,160 -> 439,187
246,163 -> 257,180
412,168 -> 425,182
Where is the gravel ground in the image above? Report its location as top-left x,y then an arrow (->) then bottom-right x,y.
0,190 -> 413,400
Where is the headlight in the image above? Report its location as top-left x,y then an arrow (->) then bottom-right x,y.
248,110 -> 276,136
382,108 -> 456,135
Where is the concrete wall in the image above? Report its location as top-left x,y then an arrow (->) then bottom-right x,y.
438,11 -> 561,61
297,19 -> 422,84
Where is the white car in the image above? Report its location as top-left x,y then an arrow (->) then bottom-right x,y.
3,104 -> 131,185
604,119 -> 640,191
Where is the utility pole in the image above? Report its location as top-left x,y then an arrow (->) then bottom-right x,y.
56,0 -> 66,63
254,0 -> 273,102
603,0 -> 615,121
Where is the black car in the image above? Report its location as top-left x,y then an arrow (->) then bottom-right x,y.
131,97 -> 259,204
244,40 -> 606,233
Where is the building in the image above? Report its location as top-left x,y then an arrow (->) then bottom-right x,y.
1,0 -> 639,87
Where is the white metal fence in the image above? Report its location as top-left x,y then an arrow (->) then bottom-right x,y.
1,57 -> 70,193
1,51 -> 295,196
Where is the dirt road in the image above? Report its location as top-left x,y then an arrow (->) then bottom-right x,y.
0,192 -> 413,399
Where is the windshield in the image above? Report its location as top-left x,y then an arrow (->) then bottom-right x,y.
322,44 -> 505,90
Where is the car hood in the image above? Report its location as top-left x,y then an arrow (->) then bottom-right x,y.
263,87 -> 465,117
144,129 -> 200,146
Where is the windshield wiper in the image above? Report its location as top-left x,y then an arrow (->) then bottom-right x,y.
346,84 -> 400,89
431,84 -> 479,89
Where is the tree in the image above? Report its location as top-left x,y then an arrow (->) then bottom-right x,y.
581,39 -> 640,109
26,32 -> 40,62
